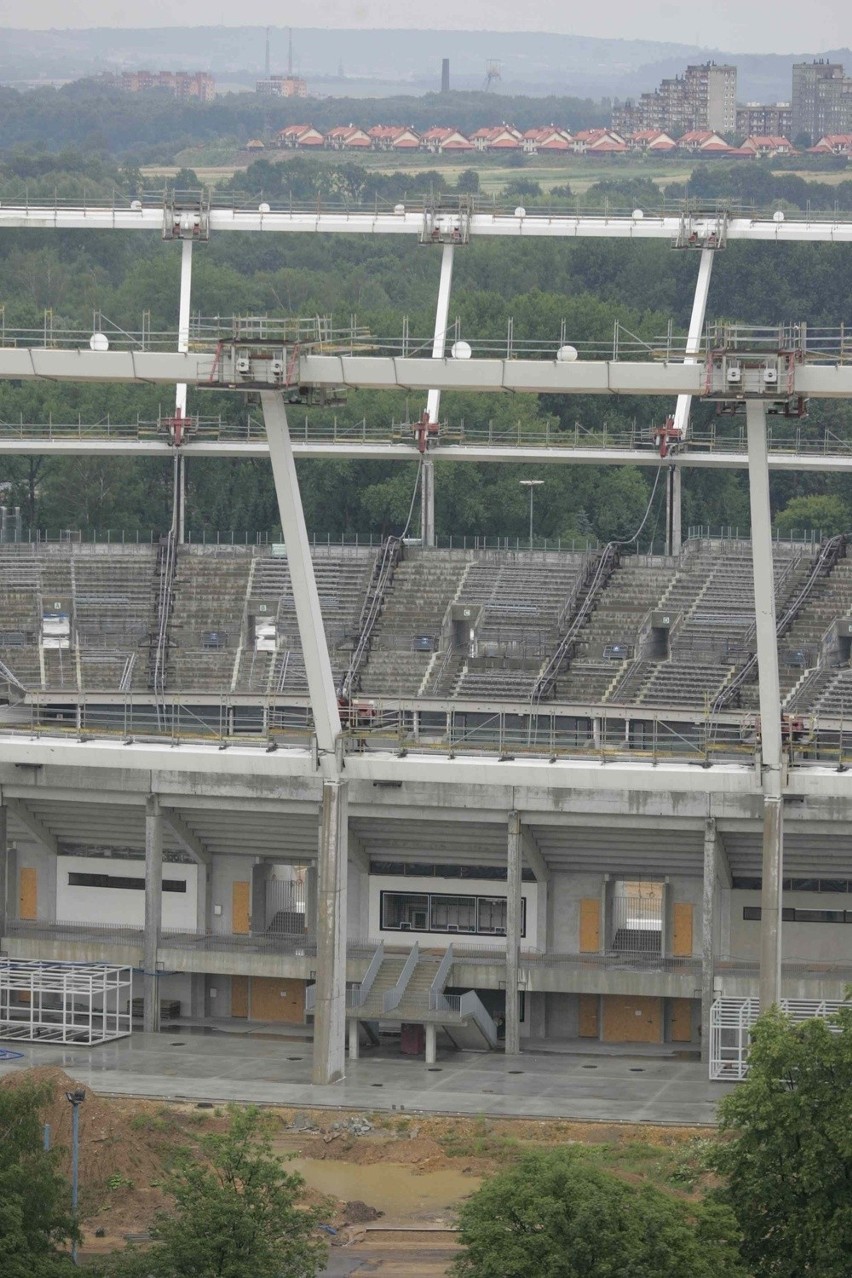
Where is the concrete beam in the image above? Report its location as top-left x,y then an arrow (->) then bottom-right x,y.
312,780 -> 348,1086
347,831 -> 370,875
505,811 -> 523,1056
4,798 -> 58,855
521,827 -> 550,883
161,808 -> 211,866
143,796 -> 163,1035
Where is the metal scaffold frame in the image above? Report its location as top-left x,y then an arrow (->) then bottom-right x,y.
709,996 -> 848,1080
0,958 -> 132,1044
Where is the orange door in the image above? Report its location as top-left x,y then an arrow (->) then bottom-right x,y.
672,903 -> 694,957
670,998 -> 693,1042
578,994 -> 599,1038
602,995 -> 663,1044
18,867 -> 37,921
231,976 -> 249,1019
579,898 -> 601,953
232,881 -> 250,935
249,978 -> 306,1024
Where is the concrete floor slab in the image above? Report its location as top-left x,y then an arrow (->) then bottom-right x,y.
0,1030 -> 734,1124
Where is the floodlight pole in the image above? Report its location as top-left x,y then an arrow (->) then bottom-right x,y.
66,1088 -> 85,1265
422,242 -> 455,546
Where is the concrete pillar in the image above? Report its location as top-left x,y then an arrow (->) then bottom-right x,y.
425,1022 -> 437,1065
421,457 -> 436,547
312,780 -> 348,1085
746,399 -> 784,1010
0,802 -> 7,939
505,810 -> 522,1055
701,818 -> 717,1064
143,796 -> 163,1034
196,861 -> 210,935
348,1018 -> 359,1061
305,864 -> 318,942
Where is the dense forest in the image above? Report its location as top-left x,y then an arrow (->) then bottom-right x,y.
1,149 -> 852,544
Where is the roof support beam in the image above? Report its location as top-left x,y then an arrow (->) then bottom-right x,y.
4,798 -> 58,855
161,808 -> 211,866
521,826 -> 550,883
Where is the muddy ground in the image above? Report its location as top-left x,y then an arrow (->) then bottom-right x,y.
2,1067 -> 715,1275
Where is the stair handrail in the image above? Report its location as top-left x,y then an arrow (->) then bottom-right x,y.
382,940 -> 419,1012
119,652 -> 136,693
428,943 -> 454,1010
712,534 -> 846,715
458,989 -> 499,1047
0,656 -> 26,695
532,543 -> 619,703
342,535 -> 402,698
554,546 -> 597,633
351,939 -> 385,1009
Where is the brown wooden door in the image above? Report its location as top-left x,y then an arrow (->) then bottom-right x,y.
249,977 -> 306,1024
578,994 -> 599,1038
231,976 -> 249,1019
672,903 -> 694,957
602,995 -> 663,1044
232,881 -> 250,935
579,898 -> 601,953
670,998 -> 693,1042
18,867 -> 37,921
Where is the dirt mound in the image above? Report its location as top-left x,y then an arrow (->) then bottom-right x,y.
343,1200 -> 383,1224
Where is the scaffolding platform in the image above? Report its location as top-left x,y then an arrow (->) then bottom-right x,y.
709,996 -> 847,1080
0,959 -> 132,1045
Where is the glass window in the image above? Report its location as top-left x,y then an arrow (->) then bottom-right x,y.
430,895 -> 476,933
477,897 -> 508,934
381,893 -> 429,931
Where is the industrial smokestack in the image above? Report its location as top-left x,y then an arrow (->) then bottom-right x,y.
441,58 -> 450,93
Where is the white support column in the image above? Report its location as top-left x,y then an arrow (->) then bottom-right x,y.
348,1017 -> 359,1061
505,810 -> 522,1055
143,796 -> 163,1034
305,864 -> 318,942
313,780 -> 348,1085
0,800 -> 7,939
701,817 -> 718,1063
669,248 -> 714,554
746,399 -> 784,1011
261,392 -> 342,761
173,239 -> 193,544
421,242 -> 455,547
425,1022 -> 437,1065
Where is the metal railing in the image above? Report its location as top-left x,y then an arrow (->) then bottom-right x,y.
347,941 -> 385,1010
428,944 -> 456,1010
436,989 -> 499,1047
382,942 -> 419,1013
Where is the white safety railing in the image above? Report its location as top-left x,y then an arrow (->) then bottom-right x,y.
382,941 -> 419,1013
347,941 -> 385,1010
428,944 -> 455,1010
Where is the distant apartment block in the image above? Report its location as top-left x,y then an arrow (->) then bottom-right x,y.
119,71 -> 215,102
613,62 -> 737,137
792,60 -> 852,139
736,102 -> 792,137
256,75 -> 308,98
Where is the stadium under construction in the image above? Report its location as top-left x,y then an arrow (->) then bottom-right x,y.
1,193 -> 852,1087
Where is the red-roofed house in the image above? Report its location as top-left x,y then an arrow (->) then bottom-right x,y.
739,135 -> 795,157
277,124 -> 325,149
421,127 -> 474,153
572,128 -> 627,154
470,125 -> 522,151
368,125 -> 421,150
677,130 -> 731,153
809,134 -> 852,154
522,127 -> 572,153
325,125 -> 372,150
628,130 -> 677,152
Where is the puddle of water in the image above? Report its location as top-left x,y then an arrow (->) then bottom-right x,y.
288,1158 -> 480,1219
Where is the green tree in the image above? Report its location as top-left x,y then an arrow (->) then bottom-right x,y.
712,1006 -> 852,1278
97,1105 -> 327,1278
452,1147 -> 747,1278
0,1079 -> 78,1277
774,493 -> 848,536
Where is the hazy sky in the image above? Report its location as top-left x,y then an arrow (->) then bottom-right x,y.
1,0 -> 847,54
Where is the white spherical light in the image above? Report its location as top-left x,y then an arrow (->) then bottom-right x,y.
451,340 -> 472,360
130,199 -> 142,211
89,333 -> 110,352
394,203 -> 405,214
514,206 -> 526,218
632,208 -> 644,219
258,202 -> 271,213
556,344 -> 579,362
773,209 -> 785,223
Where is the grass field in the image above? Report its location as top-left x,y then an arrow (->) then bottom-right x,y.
143,147 -> 850,197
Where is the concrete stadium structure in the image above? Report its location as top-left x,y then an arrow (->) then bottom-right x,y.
1,194 -> 852,1085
